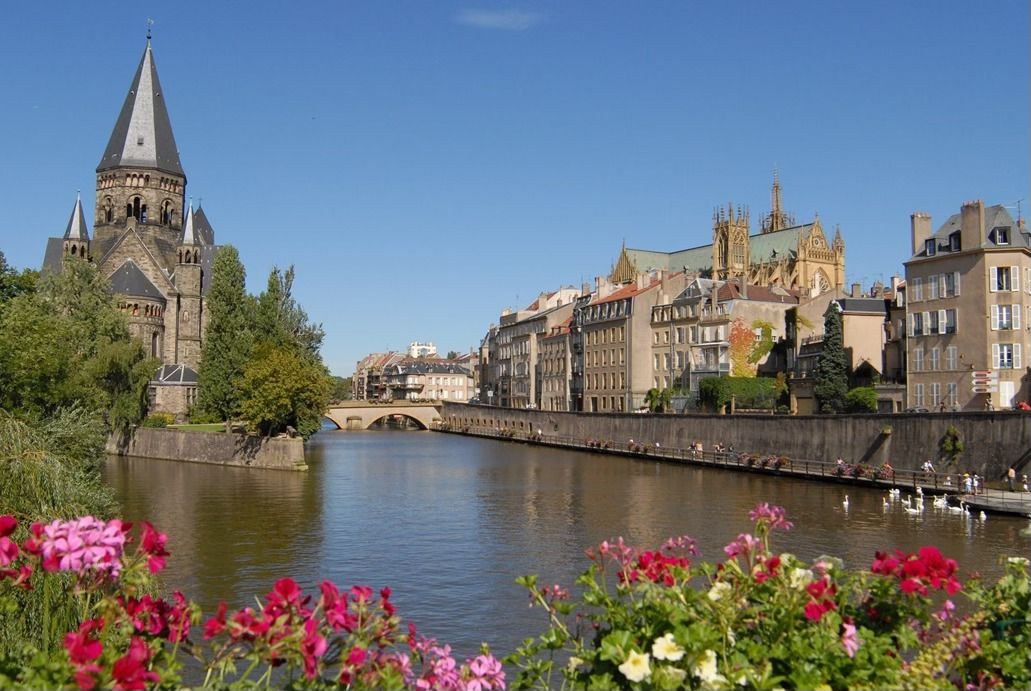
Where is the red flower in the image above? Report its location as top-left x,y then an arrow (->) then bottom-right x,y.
230,607 -> 270,640
204,601 -> 228,640
167,591 -> 191,643
350,585 -> 373,602
140,522 -> 169,574
871,546 -> 962,597
122,595 -> 168,636
347,646 -> 368,666
112,637 -> 159,690
0,516 -> 16,537
804,577 -> 838,621
301,617 -> 328,680
265,577 -> 311,619
65,619 -> 104,665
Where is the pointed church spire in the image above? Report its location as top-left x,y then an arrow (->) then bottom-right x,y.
97,39 -> 184,177
609,241 -> 638,284
64,192 -> 90,240
180,201 -> 198,246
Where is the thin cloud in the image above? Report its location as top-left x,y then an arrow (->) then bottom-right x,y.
455,8 -> 542,31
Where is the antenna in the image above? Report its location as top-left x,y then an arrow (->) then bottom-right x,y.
146,18 -> 154,40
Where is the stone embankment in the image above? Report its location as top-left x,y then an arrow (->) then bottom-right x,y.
107,427 -> 307,471
440,403 -> 1031,481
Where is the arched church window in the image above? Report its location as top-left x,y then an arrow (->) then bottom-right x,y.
69,245 -> 77,257
151,332 -> 159,357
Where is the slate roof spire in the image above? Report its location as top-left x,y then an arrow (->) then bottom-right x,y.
180,201 -> 198,245
64,192 -> 90,240
97,38 -> 185,178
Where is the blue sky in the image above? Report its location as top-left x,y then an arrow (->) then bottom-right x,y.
1,2 -> 1027,376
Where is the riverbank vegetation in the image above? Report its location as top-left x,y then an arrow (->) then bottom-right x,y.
196,248 -> 330,439
0,505 -> 1026,690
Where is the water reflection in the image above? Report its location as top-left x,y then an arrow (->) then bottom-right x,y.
104,430 -> 1028,661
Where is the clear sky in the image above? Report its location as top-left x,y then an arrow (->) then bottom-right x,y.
1,2 -> 1027,376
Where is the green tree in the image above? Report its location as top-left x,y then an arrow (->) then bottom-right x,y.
255,265 -> 324,357
845,386 -> 878,413
197,246 -> 253,427
330,375 -> 352,401
813,302 -> 849,414
0,250 -> 38,310
0,258 -> 153,427
446,350 -> 460,360
239,344 -> 331,439
644,387 -> 672,413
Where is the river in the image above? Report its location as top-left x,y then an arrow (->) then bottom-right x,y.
103,427 -> 1028,661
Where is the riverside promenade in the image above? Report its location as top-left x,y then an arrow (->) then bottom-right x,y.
436,421 -> 1031,517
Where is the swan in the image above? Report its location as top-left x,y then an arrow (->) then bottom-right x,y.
916,487 -> 923,496
979,511 -> 987,521
904,505 -> 921,515
842,495 -> 850,510
882,497 -> 889,509
946,500 -> 964,514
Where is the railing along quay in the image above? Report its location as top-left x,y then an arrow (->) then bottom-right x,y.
435,423 -> 1031,517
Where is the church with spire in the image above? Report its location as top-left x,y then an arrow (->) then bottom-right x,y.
609,173 -> 846,297
41,36 -> 220,419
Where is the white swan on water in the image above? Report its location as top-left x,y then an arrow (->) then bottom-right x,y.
842,495 -> 850,510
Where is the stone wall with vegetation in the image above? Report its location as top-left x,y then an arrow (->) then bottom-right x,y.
107,427 -> 307,471
441,403 -> 1031,479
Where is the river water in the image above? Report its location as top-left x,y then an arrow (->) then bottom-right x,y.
103,427 -> 1028,660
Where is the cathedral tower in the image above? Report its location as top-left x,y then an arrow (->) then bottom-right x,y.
93,37 -> 186,250
712,203 -> 750,280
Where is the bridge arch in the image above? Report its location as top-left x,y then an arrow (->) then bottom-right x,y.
324,402 -> 442,431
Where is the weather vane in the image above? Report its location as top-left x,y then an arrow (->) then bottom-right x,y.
147,18 -> 154,40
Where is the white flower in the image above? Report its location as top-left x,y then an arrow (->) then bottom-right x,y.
708,581 -> 732,601
726,628 -> 736,646
789,567 -> 814,589
1007,557 -> 1029,566
618,650 -> 652,683
651,633 -> 685,661
693,649 -> 727,686
567,656 -> 584,672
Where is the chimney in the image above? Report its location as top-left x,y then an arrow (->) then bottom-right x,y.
582,282 -> 591,296
960,200 -> 985,250
911,212 -> 933,255
891,275 -> 901,293
740,276 -> 748,299
636,273 -> 646,289
851,282 -> 862,298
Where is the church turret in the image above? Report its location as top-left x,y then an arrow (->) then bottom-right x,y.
62,193 -> 91,260
93,37 -> 186,248
761,170 -> 796,234
174,203 -> 203,368
712,202 -> 750,280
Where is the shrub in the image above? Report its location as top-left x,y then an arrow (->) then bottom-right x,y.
845,387 -> 878,413
141,412 -> 174,428
698,377 -> 778,412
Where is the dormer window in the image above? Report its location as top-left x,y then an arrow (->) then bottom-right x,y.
949,232 -> 961,252
925,239 -> 936,256
996,227 -> 1011,245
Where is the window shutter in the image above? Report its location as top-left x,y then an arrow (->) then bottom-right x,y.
923,312 -> 931,333
1015,306 -> 1022,330
989,267 -> 998,292
991,305 -> 999,330
1015,343 -> 1022,370
939,274 -> 947,297
954,271 -> 961,297
907,317 -> 914,337
938,309 -> 947,334
993,343 -> 1001,368
1026,268 -> 1031,294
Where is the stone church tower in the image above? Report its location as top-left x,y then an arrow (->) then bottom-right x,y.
711,204 -> 750,281
42,37 -> 220,420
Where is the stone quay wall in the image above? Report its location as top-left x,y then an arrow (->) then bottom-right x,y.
440,404 -> 1031,480
107,427 -> 307,471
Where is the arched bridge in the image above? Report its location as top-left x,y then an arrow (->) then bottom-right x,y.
325,401 -> 443,431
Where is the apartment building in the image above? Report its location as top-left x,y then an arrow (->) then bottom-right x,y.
581,271 -> 685,412
651,277 -> 801,395
539,318 -> 572,411
905,200 -> 1029,410
380,361 -> 473,402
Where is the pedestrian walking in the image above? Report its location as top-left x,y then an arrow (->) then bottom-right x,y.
1008,467 -> 1017,491
973,474 -> 981,495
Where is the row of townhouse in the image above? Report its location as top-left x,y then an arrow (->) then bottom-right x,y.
353,351 -> 475,402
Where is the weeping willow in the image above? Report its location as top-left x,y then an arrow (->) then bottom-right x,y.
0,407 -> 117,652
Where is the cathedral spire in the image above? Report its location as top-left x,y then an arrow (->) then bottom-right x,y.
96,39 -> 184,178
180,201 -> 198,246
64,192 -> 90,240
762,169 -> 794,233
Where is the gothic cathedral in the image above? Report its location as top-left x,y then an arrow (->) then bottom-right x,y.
41,38 -> 218,420
611,174 -> 846,297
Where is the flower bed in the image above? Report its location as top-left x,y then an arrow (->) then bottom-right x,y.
0,505 -> 1028,690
